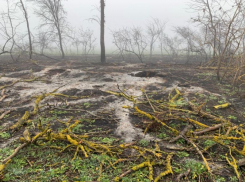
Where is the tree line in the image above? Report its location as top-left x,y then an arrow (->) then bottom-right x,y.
0,0 -> 245,84
0,0 -> 106,62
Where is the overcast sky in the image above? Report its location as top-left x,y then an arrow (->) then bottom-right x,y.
64,0 -> 193,41
64,0 -> 192,28
0,0 -> 194,52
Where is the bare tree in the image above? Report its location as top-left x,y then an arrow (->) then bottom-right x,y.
68,28 -> 96,60
175,26 -> 208,63
32,0 -> 67,59
0,0 -> 22,61
190,0 -> 245,81
147,18 -> 166,61
79,28 -> 96,61
127,27 -> 148,63
159,33 -> 183,61
18,0 -> 33,60
175,26 -> 193,62
111,30 -> 126,60
35,31 -> 53,55
68,30 -> 81,55
112,27 -> 147,63
158,29 -> 166,59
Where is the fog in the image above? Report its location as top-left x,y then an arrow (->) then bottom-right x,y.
62,0 -> 192,51
0,0 -> 192,52
1,1 -> 245,181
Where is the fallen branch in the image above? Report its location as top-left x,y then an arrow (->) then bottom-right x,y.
1,127 -> 47,169
226,148 -> 240,180
159,141 -> 189,151
193,124 -> 224,135
115,160 -> 167,182
183,136 -> 212,175
142,89 -> 156,112
154,154 -> 173,182
9,86 -> 66,131
134,106 -> 179,135
0,77 -> 43,90
169,88 -> 181,103
0,110 -> 11,120
2,143 -> 28,164
189,101 -> 229,123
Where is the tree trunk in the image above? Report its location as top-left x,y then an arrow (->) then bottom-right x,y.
216,56 -> 222,81
100,0 -> 106,63
149,41 -> 153,61
20,0 -> 32,60
57,25 -> 65,59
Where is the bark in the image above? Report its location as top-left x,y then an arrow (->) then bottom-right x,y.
100,0 -> 106,63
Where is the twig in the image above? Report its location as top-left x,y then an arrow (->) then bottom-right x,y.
175,168 -> 191,182
118,168 -> 133,179
84,129 -> 112,136
0,77 -> 43,90
143,90 -> 156,112
170,125 -> 192,143
189,101 -> 228,123
117,84 -> 130,97
2,143 -> 28,163
182,136 -> 213,179
0,110 -> 11,120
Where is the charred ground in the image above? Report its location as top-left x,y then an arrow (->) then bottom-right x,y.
0,57 -> 245,182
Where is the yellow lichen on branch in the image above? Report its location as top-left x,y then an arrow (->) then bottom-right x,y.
148,160 -> 154,181
131,161 -> 149,171
114,159 -> 167,182
226,148 -> 240,180
105,90 -> 136,102
189,101 -> 230,124
9,111 -> 30,131
0,77 -> 42,90
32,127 -> 50,142
199,135 -> 245,143
211,137 -> 245,156
213,103 -> 230,109
80,145 -> 88,158
66,135 -> 79,145
0,160 -> 11,176
169,88 -> 181,103
154,154 -> 173,182
185,118 -> 209,128
134,106 -> 179,135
